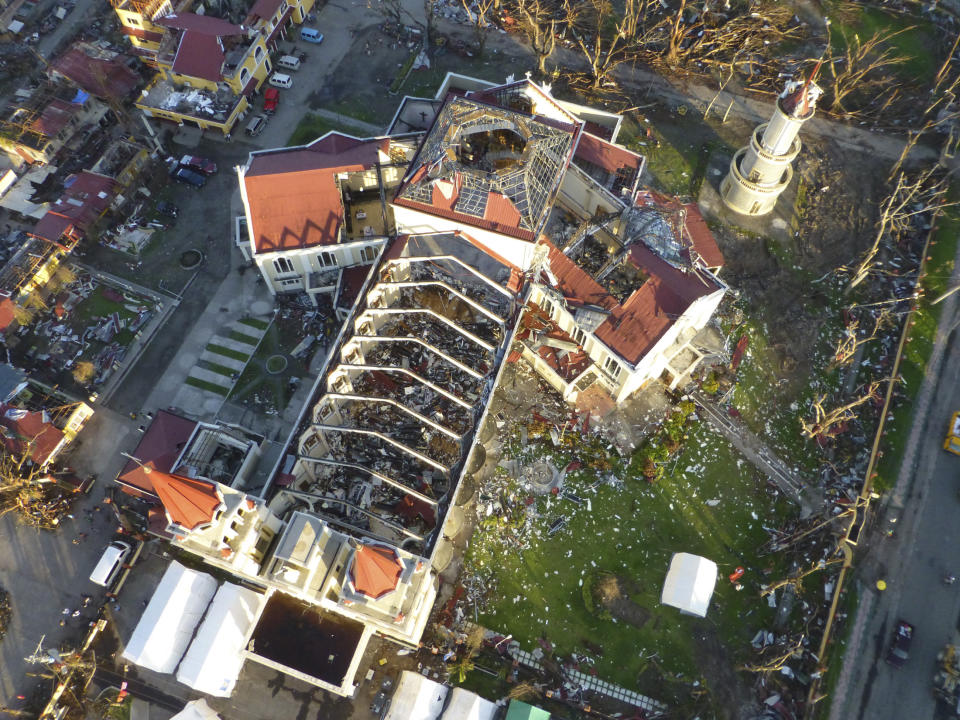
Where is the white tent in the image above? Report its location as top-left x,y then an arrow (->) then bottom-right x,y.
384,670 -> 448,720
176,583 -> 268,697
169,699 -> 221,720
660,552 -> 718,618
441,687 -> 497,720
121,561 -> 218,673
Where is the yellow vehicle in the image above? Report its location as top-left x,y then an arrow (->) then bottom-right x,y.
945,412 -> 960,455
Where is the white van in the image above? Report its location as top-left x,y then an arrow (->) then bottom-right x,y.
268,72 -> 293,89
90,540 -> 132,587
276,55 -> 300,71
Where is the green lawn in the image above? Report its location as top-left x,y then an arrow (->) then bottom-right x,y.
206,343 -> 251,363
73,285 -> 149,324
287,114 -> 376,146
827,3 -> 938,83
229,320 -> 305,413
465,421 -> 789,694
228,329 -> 262,346
184,376 -> 230,395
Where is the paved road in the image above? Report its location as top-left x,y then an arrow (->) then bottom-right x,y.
829,237 -> 960,720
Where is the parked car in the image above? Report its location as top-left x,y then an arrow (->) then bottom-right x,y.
245,113 -> 267,136
300,27 -> 323,43
156,201 -> 179,218
172,166 -> 207,188
263,88 -> 280,114
886,619 -> 914,668
179,154 -> 217,175
268,72 -> 293,89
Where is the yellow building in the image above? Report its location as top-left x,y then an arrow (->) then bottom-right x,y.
108,0 -> 190,63
135,14 -> 272,135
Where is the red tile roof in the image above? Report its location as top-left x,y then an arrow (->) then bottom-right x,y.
118,409 -> 197,494
542,241 -> 617,311
575,132 -> 643,181
681,202 -> 724,269
351,543 -> 404,599
542,239 -> 720,366
172,30 -> 224,82
50,47 -> 139,100
0,403 -> 65,465
336,264 -> 373,309
30,98 -> 77,137
594,244 -> 719,364
248,0 -> 284,20
33,171 -> 117,241
150,471 -> 223,531
0,299 -> 17,332
244,134 -> 389,254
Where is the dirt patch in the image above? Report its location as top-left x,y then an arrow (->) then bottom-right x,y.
691,622 -> 759,720
592,573 -> 651,628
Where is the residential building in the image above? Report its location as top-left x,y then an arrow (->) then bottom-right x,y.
134,13 -> 271,135
48,43 -> 141,102
31,171 -> 118,245
115,0 -> 315,134
90,138 -> 150,197
108,0 -> 187,62
0,83 -> 108,165
0,233 -> 78,337
0,379 -> 93,469
237,132 -> 420,304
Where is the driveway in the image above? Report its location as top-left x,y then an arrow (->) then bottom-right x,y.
247,0 -> 388,149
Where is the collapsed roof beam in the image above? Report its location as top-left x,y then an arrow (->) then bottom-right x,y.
321,394 -> 463,440
297,456 -> 439,507
279,488 -> 425,542
311,424 -> 450,473
379,281 -> 507,324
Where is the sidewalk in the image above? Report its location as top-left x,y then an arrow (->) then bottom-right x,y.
143,190 -> 274,420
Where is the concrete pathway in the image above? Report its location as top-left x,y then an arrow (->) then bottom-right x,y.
142,189 -> 274,421
181,317 -> 271,408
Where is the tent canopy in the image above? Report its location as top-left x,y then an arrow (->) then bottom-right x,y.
384,670 -> 447,720
121,561 -> 218,673
505,700 -> 551,720
660,552 -> 718,618
442,687 -> 497,720
169,699 -> 221,720
176,583 -> 268,697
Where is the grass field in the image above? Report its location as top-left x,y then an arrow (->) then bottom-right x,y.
465,420 -> 790,693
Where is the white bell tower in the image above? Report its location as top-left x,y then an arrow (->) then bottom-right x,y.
720,71 -> 822,216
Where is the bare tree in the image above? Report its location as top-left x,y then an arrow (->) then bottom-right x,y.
821,27 -> 910,117
738,635 -> 806,675
800,381 -> 883,439
0,430 -> 71,528
566,0 -> 642,91
460,0 -> 499,56
846,168 -> 949,290
510,0 -> 559,75
831,309 -> 893,368
761,558 -> 843,598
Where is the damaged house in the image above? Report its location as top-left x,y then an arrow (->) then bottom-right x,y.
113,74 -> 728,700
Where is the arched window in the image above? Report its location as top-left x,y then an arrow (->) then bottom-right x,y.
254,45 -> 264,62
239,67 -> 250,85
